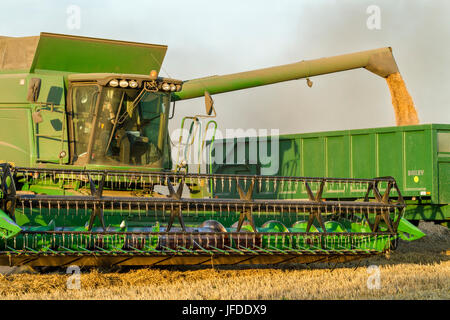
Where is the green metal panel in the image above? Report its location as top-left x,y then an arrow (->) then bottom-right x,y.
374,131 -> 403,196
437,130 -> 450,204
439,163 -> 450,203
326,135 -> 350,178
31,33 -> 167,75
0,74 -> 29,102
0,73 -> 66,104
211,124 -> 450,220
403,129 -> 431,193
34,74 -> 65,105
0,33 -> 167,75
437,131 -> 450,153
31,74 -> 68,163
278,138 -> 300,177
377,131 -> 402,179
277,138 -> 301,199
0,73 -> 68,164
351,134 -> 376,180
0,108 -> 33,166
302,137 -> 325,177
404,203 -> 449,221
325,135 -> 350,196
34,105 -> 68,163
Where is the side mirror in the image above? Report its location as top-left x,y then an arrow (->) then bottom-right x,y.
27,78 -> 41,102
204,91 -> 215,116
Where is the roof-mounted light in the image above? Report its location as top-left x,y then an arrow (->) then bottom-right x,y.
119,80 -> 129,88
129,80 -> 138,88
162,82 -> 170,91
109,79 -> 119,87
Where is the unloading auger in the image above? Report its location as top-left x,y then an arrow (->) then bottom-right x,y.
0,33 -> 424,267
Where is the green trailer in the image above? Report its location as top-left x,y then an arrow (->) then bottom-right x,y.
210,124 -> 450,226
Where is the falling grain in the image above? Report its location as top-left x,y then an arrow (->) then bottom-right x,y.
386,72 -> 420,126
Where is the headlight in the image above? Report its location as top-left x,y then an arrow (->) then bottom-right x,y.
109,79 -> 119,87
170,84 -> 176,92
162,83 -> 170,91
119,80 -> 129,88
129,80 -> 138,88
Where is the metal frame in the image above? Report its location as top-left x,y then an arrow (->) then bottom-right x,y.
0,164 -> 404,266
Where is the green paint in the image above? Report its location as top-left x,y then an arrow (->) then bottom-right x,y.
212,124 -> 450,223
1,33 -> 166,75
0,209 -> 22,239
397,218 -> 426,241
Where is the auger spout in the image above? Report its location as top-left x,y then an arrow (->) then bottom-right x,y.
174,47 -> 398,100
174,47 -> 419,126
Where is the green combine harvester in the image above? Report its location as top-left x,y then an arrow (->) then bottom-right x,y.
0,33 -> 424,267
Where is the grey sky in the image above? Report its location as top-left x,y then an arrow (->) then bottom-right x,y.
1,0 -> 449,135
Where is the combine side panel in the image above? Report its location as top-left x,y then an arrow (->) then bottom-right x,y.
31,74 -> 68,164
0,108 -> 33,166
0,73 -> 67,166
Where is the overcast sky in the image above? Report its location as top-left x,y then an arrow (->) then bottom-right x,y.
1,0 -> 449,136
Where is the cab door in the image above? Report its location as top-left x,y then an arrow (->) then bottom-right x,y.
33,103 -> 68,163
32,76 -> 69,164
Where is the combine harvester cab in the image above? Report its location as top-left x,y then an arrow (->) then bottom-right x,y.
0,33 -> 424,267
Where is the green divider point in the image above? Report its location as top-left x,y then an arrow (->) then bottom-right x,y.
397,218 -> 426,241
0,209 -> 22,239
